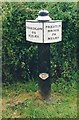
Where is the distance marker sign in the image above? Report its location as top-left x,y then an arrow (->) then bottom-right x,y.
26,21 -> 43,43
26,20 -> 62,43
44,21 -> 62,43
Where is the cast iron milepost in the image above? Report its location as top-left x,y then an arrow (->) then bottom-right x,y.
26,10 -> 62,100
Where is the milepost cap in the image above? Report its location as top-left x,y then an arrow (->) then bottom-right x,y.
36,10 -> 51,21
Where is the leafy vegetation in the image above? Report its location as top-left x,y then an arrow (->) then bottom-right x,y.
2,80 -> 77,118
2,2 -> 77,83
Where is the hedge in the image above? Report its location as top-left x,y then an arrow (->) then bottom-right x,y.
2,2 -> 77,83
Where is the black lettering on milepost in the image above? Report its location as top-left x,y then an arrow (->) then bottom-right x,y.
28,34 -> 39,38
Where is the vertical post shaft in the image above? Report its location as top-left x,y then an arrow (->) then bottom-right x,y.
38,43 -> 51,99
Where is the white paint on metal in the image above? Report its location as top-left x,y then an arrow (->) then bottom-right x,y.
26,20 -> 62,43
44,21 -> 62,43
26,21 -> 43,43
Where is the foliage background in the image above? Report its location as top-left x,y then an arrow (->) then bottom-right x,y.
2,2 -> 77,83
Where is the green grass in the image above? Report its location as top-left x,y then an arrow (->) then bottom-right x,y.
2,79 -> 77,118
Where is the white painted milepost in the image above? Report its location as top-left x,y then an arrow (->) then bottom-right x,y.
26,10 -> 62,100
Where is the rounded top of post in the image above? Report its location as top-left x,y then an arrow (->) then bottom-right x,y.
36,10 -> 51,21
38,10 -> 49,16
